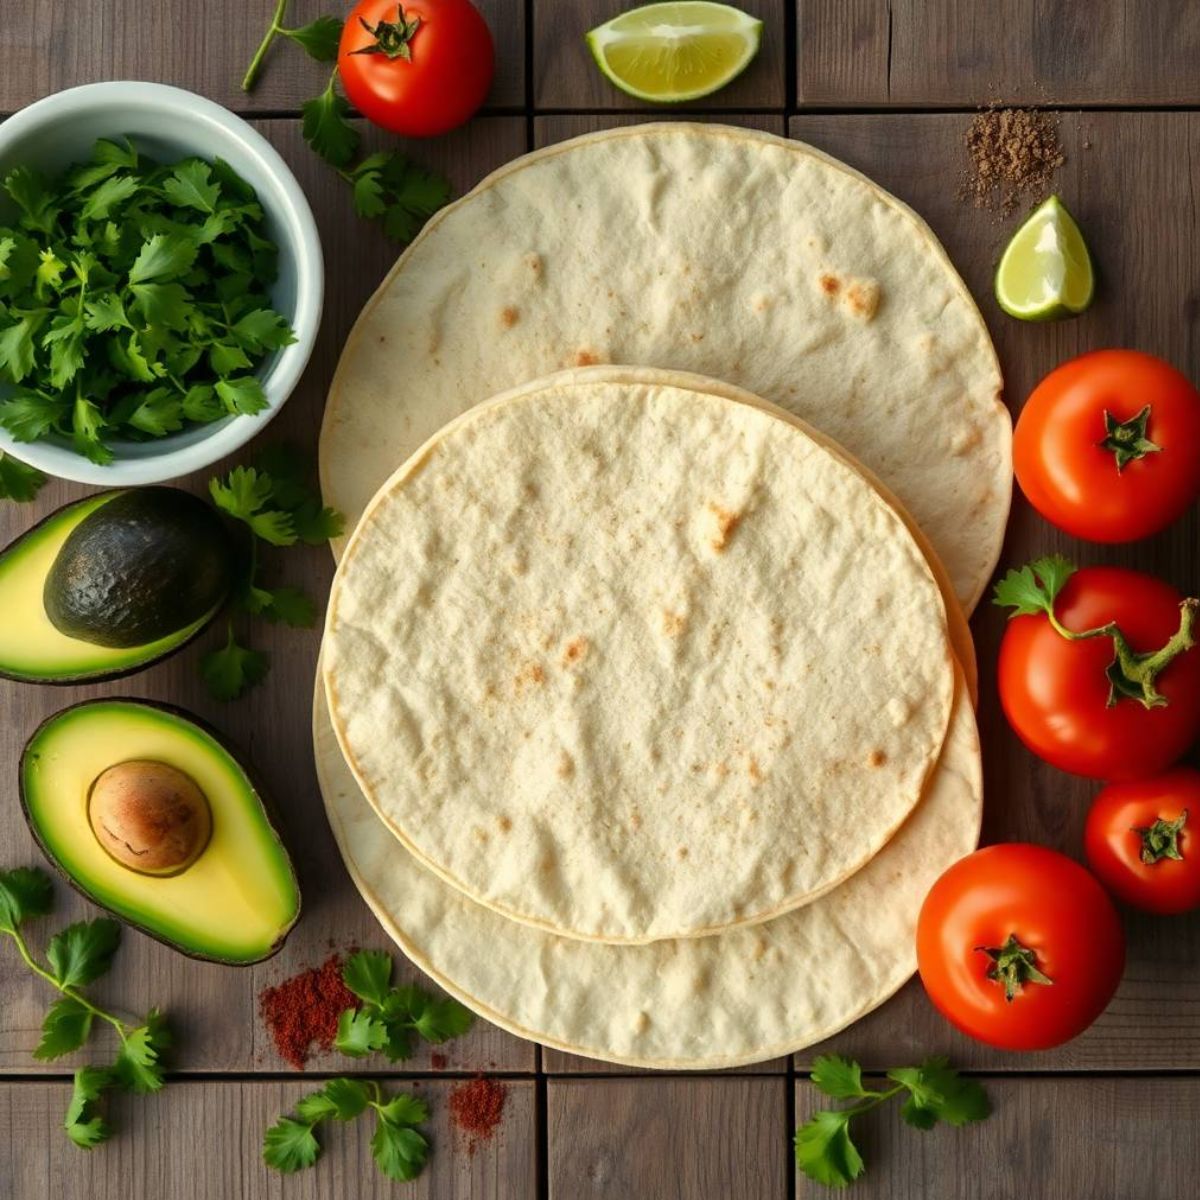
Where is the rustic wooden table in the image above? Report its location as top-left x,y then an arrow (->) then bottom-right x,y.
2,2 -> 1200,1197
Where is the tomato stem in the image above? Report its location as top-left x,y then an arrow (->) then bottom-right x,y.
242,0 -> 293,92
1134,809 -> 1187,864
1047,598 -> 1198,710
1098,405 -> 1161,472
976,933 -> 1053,1002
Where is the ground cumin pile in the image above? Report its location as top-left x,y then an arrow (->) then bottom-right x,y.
258,955 -> 358,1069
449,1075 -> 508,1153
960,107 -> 1065,214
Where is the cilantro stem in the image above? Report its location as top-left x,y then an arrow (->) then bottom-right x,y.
3,927 -> 131,1042
242,0 -> 293,91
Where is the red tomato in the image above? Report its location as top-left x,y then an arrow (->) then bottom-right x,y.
998,567 -> 1200,779
917,844 -> 1125,1051
1084,768 -> 1200,914
338,0 -> 494,138
1014,350 -> 1200,543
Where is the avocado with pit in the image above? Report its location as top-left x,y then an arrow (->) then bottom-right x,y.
20,699 -> 300,965
0,488 -> 234,683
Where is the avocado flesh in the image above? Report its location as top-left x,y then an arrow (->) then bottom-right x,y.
0,493 -> 222,683
45,487 -> 233,648
21,700 -> 300,965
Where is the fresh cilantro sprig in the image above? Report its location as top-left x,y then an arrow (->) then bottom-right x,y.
0,138 -> 294,463
243,1 -> 451,243
992,554 -> 1078,630
263,1077 -> 430,1181
336,949 -> 474,1061
795,1054 -> 990,1188
201,445 -> 343,700
0,450 -> 46,502
0,866 -> 172,1149
993,555 -> 1199,709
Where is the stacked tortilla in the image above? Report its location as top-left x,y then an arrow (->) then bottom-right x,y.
314,125 -> 1008,1067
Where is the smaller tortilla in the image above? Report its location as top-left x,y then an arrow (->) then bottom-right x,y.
324,373 -> 956,943
313,672 -> 982,1068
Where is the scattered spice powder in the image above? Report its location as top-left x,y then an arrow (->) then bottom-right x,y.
449,1075 -> 508,1152
960,107 -> 1065,214
258,954 -> 358,1070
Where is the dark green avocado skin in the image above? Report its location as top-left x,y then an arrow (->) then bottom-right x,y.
44,488 -> 234,648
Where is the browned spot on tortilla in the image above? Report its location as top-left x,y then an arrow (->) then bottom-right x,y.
845,279 -> 881,320
630,808 -> 642,831
751,935 -> 768,961
634,1010 -> 651,1033
378,334 -> 387,343
500,305 -> 519,328
677,846 -> 689,860
868,748 -> 888,768
573,349 -> 600,367
708,503 -> 741,552
514,662 -> 546,692
748,757 -> 763,784
818,272 -> 841,295
561,637 -> 589,667
556,752 -> 575,780
472,826 -> 489,844
689,331 -> 705,342
661,609 -> 686,637
525,252 -> 542,275
715,759 -> 730,779
497,815 -> 512,833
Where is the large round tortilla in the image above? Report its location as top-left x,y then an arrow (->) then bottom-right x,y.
320,122 -> 1009,613
324,375 -> 955,943
314,675 -> 981,1068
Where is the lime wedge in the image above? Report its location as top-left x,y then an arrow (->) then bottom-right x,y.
586,3 -> 763,103
995,195 -> 1095,321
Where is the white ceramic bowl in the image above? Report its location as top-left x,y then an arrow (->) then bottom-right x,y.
0,82 -> 323,485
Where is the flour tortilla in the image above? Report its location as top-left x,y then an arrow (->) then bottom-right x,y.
314,673 -> 981,1068
324,375 -> 955,943
320,122 -> 1009,612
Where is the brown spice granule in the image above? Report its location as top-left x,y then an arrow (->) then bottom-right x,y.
449,1075 -> 508,1153
258,955 -> 358,1070
960,107 -> 1065,214
430,1051 -> 449,1071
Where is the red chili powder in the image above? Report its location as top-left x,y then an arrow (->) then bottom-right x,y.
258,955 -> 357,1069
449,1075 -> 508,1150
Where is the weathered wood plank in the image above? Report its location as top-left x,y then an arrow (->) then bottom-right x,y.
795,1076 -> 1200,1198
533,1 -> 788,110
786,110 -> 1200,1070
549,1077 -> 789,1199
797,0 -> 1200,107
0,1078 -> 537,1199
0,117 -> 534,1076
0,0 -> 526,114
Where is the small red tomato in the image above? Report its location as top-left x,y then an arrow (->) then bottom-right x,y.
1084,768 -> 1200,915
338,0 -> 494,138
1014,350 -> 1200,543
997,566 -> 1200,780
917,844 -> 1125,1051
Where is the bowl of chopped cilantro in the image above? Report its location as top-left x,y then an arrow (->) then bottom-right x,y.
0,81 -> 323,485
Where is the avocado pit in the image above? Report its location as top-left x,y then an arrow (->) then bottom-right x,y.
88,760 -> 213,875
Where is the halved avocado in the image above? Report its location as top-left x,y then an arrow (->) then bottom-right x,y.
0,489 -> 233,683
20,699 -> 300,965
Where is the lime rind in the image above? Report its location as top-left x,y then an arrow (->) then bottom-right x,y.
995,195 -> 1095,321
586,3 -> 764,104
